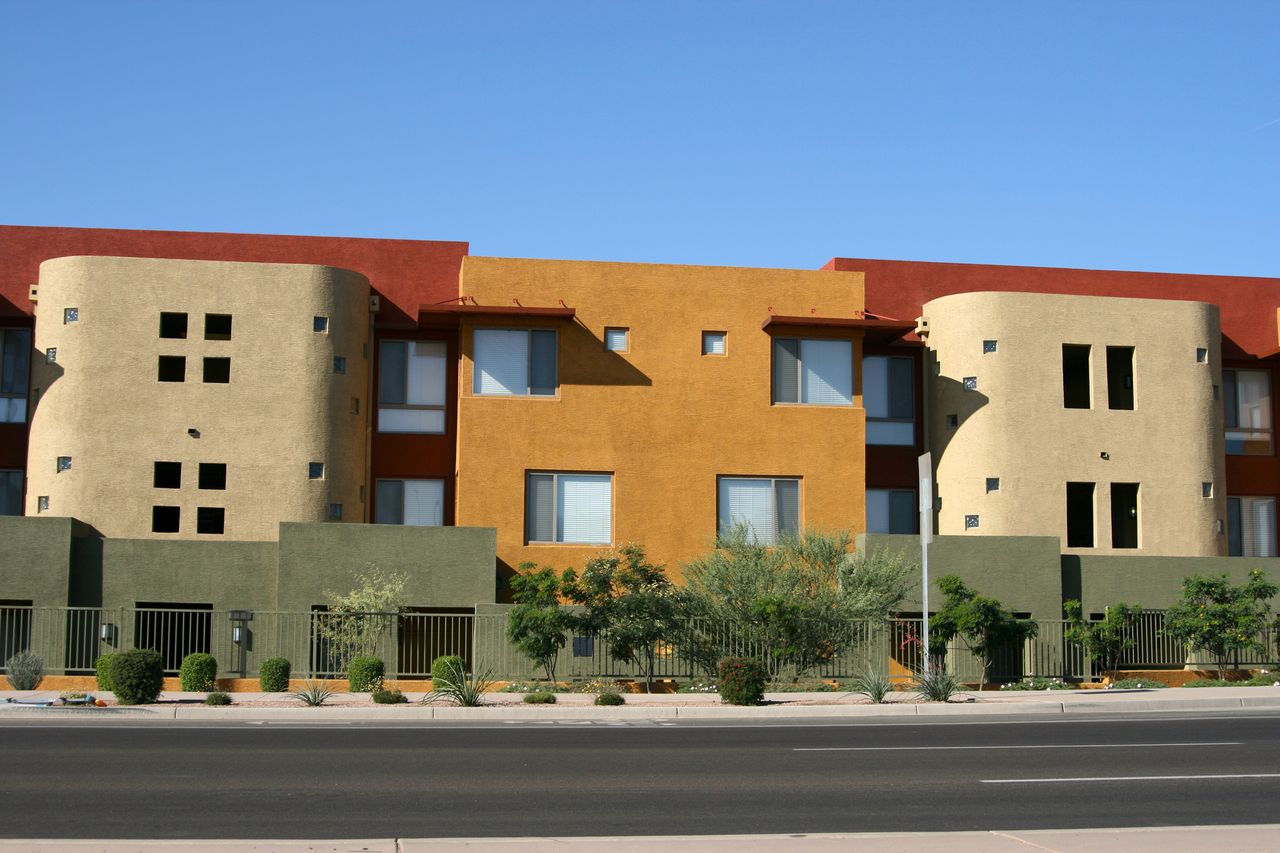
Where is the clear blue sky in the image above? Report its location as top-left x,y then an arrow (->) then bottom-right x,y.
2,2 -> 1277,276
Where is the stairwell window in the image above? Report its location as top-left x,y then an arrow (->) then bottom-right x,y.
379,340 -> 447,433
375,479 -> 445,526
1227,496 -> 1277,557
1224,368 -> 1272,455
718,476 -> 800,545
526,472 -> 612,544
772,339 -> 852,406
0,328 -> 31,423
475,329 -> 557,396
863,355 -> 914,444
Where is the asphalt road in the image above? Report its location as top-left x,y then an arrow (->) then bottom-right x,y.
1,712 -> 1278,838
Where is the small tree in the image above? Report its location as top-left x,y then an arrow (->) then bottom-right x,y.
506,563 -> 574,683
562,544 -> 679,692
1163,570 -> 1278,679
1063,600 -> 1143,675
929,575 -> 1037,689
317,564 -> 408,674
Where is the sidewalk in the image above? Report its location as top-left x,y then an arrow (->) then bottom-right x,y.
3,684 -> 1279,721
2,825 -> 1279,852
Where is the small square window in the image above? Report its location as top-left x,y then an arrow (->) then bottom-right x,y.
351,397 -> 360,416
154,462 -> 182,489
946,413 -> 958,428
965,514 -> 980,529
37,496 -> 49,513
314,316 -> 329,333
204,314 -> 232,341
63,307 -> 78,324
702,331 -> 726,356
309,462 -> 325,479
56,456 -> 71,472
46,347 -> 57,364
329,503 -> 343,520
1196,348 -> 1208,364
983,340 -> 997,354
203,357 -> 231,384
1202,482 -> 1212,498
334,357 -> 347,374
196,507 -> 225,535
159,312 -> 188,339
199,463 -> 226,490
151,505 -> 180,533
604,327 -> 629,352
962,376 -> 978,391
986,477 -> 1000,493
158,356 -> 186,382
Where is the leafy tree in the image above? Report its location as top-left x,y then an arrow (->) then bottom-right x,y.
317,564 -> 407,673
1063,599 -> 1143,675
506,563 -> 574,683
1163,570 -> 1278,679
675,527 -> 912,681
562,544 -> 680,692
929,575 -> 1037,689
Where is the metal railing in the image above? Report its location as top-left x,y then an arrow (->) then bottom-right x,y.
1,604 -> 1276,682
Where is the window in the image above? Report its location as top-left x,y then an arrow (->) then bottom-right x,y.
314,316 -> 329,333
1196,347 -> 1208,364
202,357 -> 230,384
1106,346 -> 1134,410
56,456 -> 71,472
37,495 -> 49,513
0,470 -> 21,516
474,329 -> 556,396
198,463 -> 226,490
196,507 -> 225,535
717,476 -> 799,545
159,313 -> 188,339
1062,344 -> 1091,409
157,356 -> 186,382
604,328 -> 629,352
1066,482 -> 1095,548
204,314 -> 232,341
375,479 -> 445,526
1228,497 -> 1276,557
986,477 -> 1000,493
328,503 -> 343,520
526,472 -> 612,544
308,462 -> 324,480
45,348 -> 56,364
965,515 -> 980,529
379,340 -> 447,433
866,488 -> 915,534
1224,368 -> 1272,455
863,355 -> 913,443
1202,482 -> 1213,499
983,340 -> 998,354
63,308 -> 78,324
702,331 -> 726,356
962,376 -> 977,391
772,338 -> 852,406
154,462 -> 182,489
1,328 -> 31,423
1110,482 -> 1139,549
946,413 -> 958,428
333,357 -> 347,374
152,506 -> 180,533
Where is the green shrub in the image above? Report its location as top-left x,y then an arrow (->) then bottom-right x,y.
431,655 -> 466,690
179,652 -> 218,692
1001,677 -> 1075,691
204,691 -> 232,706
846,668 -> 894,703
718,657 -> 766,706
523,691 -> 557,704
676,677 -> 718,694
426,655 -> 491,707
4,651 -> 44,691
1108,678 -> 1168,689
95,653 -> 121,691
107,648 -> 165,705
292,681 -> 334,706
371,687 -> 408,704
348,656 -> 385,692
1247,671 -> 1279,686
259,657 -> 291,692
595,691 -> 625,706
913,667 -> 960,702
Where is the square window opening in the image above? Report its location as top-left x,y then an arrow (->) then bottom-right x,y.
314,316 -> 329,333
1196,347 -> 1208,364
157,356 -> 186,383
198,463 -> 226,490
328,503 -> 343,520
151,506 -> 180,533
986,477 -> 1000,493
334,356 -> 347,374
196,507 -> 225,535
702,331 -> 726,356
159,312 -> 188,339
63,308 -> 78,324
56,456 -> 71,472
604,327 -> 629,352
204,314 -> 232,341
983,340 -> 997,354
308,462 -> 324,480
202,357 -> 231,384
154,462 -> 182,489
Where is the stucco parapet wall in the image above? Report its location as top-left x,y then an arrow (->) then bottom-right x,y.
0,515 -> 89,606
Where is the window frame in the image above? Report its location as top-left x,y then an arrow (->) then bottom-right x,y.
525,471 -> 613,545
717,475 -> 801,545
1227,496 -> 1277,557
0,327 -> 32,424
473,328 -> 558,397
374,478 -> 447,526
866,487 -> 917,534
771,337 -> 854,407
863,354 -> 916,445
378,338 -> 449,434
1223,367 -> 1273,456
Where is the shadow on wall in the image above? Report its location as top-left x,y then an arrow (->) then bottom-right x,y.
559,321 -> 652,387
29,346 -> 64,415
0,294 -> 26,320
928,374 -> 989,463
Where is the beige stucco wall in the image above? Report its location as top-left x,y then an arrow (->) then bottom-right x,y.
455,256 -> 866,580
26,256 -> 371,540
921,291 -> 1224,556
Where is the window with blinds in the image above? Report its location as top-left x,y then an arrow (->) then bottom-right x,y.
771,338 -> 852,407
1228,496 -> 1276,557
0,328 -> 31,424
863,355 -> 915,445
717,477 -> 800,545
1224,369 -> 1273,455
474,329 -> 557,396
604,327 -> 629,352
379,340 -> 448,433
526,472 -> 612,544
375,479 -> 445,526
866,488 -> 916,534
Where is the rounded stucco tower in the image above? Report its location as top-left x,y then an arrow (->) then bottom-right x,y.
920,291 -> 1225,556
26,256 -> 371,540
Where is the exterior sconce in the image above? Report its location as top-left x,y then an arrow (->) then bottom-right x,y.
99,623 -> 116,643
187,428 -> 200,438
1128,507 -> 1137,519
232,626 -> 245,645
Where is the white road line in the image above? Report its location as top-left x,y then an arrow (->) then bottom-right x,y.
983,773 -> 1280,784
797,741 -> 1241,751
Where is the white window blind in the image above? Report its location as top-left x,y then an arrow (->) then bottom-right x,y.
605,328 -> 628,352
1229,496 -> 1276,557
1225,369 -> 1272,454
376,479 -> 445,526
474,329 -> 529,395
864,355 -> 915,445
801,339 -> 853,406
703,331 -> 726,355
526,472 -> 612,544
718,477 -> 800,545
379,339 -> 447,434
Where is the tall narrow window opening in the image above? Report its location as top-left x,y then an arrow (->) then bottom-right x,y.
1062,345 -> 1091,409
1106,346 -> 1134,410
1066,482 -> 1095,548
1110,482 -> 1139,549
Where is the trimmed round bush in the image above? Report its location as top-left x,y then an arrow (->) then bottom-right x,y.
259,657 -> 291,693
348,656 -> 385,692
4,651 -> 44,691
431,655 -> 466,691
594,691 -> 625,706
523,691 -> 557,704
179,652 -> 218,692
204,691 -> 232,706
107,648 -> 165,705
718,657 -> 767,706
95,652 -> 122,692
371,687 -> 408,704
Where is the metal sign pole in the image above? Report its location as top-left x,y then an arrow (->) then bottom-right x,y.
918,453 -> 933,674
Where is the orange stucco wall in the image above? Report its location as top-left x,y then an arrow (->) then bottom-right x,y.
454,257 -> 867,582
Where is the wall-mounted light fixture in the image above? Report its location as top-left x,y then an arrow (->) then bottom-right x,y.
1100,451 -> 1110,460
187,428 -> 200,438
99,623 -> 116,643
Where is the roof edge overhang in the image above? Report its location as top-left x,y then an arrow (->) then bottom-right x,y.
761,314 -> 916,345
418,303 -> 576,327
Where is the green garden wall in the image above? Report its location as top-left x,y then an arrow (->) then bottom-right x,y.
0,516 -> 82,607
100,538 -> 279,611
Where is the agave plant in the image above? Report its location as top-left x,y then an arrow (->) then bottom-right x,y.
913,666 -> 960,703
422,658 -> 493,707
846,666 -> 894,704
292,681 -> 335,707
